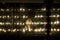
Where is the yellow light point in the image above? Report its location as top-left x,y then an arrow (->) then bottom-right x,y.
6,9 -> 9,11
51,22 -> 53,24
53,15 -> 56,17
7,15 -> 10,18
17,29 -> 19,31
14,16 -> 17,18
16,16 -> 19,18
38,15 -> 40,18
44,22 -> 47,24
57,15 -> 60,17
49,15 -> 51,17
4,30 -> 6,32
34,29 -> 38,32
54,21 -> 57,24
56,21 -> 59,24
22,23 -> 25,25
28,9 -> 31,11
8,29 -> 11,31
20,8 -> 25,12
14,23 -> 16,25
41,28 -> 45,31
17,22 -> 19,25
13,29 -> 16,32
3,29 -> 6,32
54,28 -> 56,31
40,15 -> 43,17
34,22 -> 37,25
0,22 -> 4,25
28,28 -> 32,32
36,22 -> 39,24
5,22 -> 11,25
51,28 -> 53,31
23,15 -> 26,19
20,22 -> 22,25
57,8 -> 60,11
23,9 -> 25,12
35,15 -> 37,18
0,29 -> 2,31
41,8 -> 46,11
57,29 -> 60,32
40,22 -> 43,24
20,8 -> 23,11
25,16 -> 28,18
53,8 -> 55,11
3,16 -> 6,18
22,28 -> 26,33
32,22 -> 34,25
1,9 -> 4,11
38,28 -> 41,32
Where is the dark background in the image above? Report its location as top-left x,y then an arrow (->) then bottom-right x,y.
0,0 -> 60,3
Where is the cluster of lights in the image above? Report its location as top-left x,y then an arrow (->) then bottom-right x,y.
14,16 -> 19,18
14,22 -> 25,25
52,8 -> 60,11
0,28 -> 45,33
13,15 -> 28,19
35,15 -> 44,18
0,15 -> 28,19
0,8 -> 25,12
0,22 -> 47,25
1,8 -> 60,12
0,29 -> 6,32
26,22 -> 47,25
51,21 -> 59,24
22,28 -> 45,33
0,9 -> 4,11
41,8 -> 46,11
32,22 -> 47,25
23,15 -> 28,19
0,22 -> 11,25
0,15 -> 10,18
51,28 -> 60,32
20,8 -> 25,12
50,15 -> 60,17
0,8 -> 47,12
0,29 -> 21,32
0,28 -> 60,33
22,27 -> 33,32
0,8 -> 11,11
34,28 -> 45,32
